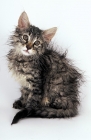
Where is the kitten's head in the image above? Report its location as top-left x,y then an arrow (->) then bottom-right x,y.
10,11 -> 57,56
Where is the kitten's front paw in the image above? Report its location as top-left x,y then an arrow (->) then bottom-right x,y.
13,100 -> 24,109
41,97 -> 50,107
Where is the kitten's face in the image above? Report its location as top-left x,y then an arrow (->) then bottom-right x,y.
10,12 -> 57,56
12,26 -> 45,56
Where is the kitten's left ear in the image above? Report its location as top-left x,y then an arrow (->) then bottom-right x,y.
43,27 -> 57,43
18,11 -> 30,29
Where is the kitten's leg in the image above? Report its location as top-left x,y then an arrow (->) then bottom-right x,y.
13,98 -> 23,109
26,94 -> 42,109
12,77 -> 43,124
25,76 -> 43,110
12,87 -> 42,124
13,87 -> 30,109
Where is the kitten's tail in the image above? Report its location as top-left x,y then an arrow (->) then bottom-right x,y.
11,107 -> 77,125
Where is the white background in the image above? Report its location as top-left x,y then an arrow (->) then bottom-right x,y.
0,0 -> 91,140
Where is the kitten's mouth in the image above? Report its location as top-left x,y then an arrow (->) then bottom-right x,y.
23,50 -> 29,54
23,50 -> 29,53
22,49 -> 30,56
22,48 -> 35,56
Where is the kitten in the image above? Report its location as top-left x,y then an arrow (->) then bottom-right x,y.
7,11 -> 83,125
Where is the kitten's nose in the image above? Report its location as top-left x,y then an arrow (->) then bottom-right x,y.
26,43 -> 32,50
26,45 -> 30,50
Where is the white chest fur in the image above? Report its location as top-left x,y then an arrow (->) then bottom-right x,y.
8,59 -> 33,89
10,67 -> 33,89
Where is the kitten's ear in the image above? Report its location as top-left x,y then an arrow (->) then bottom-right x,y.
18,11 -> 30,29
43,27 -> 57,43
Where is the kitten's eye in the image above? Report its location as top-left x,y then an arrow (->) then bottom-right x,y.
34,40 -> 40,46
23,35 -> 28,41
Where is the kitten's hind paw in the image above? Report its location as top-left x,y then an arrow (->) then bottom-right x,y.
13,100 -> 24,109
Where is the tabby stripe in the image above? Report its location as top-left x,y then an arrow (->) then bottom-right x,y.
25,72 -> 34,77
27,78 -> 42,84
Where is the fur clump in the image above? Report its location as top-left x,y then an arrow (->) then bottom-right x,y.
7,12 -> 83,125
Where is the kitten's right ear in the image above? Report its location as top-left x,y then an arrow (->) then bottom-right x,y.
18,11 -> 30,29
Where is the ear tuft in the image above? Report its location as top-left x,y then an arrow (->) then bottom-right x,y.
18,11 -> 30,29
43,27 -> 57,43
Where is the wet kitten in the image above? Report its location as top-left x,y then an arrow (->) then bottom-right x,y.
7,12 -> 83,125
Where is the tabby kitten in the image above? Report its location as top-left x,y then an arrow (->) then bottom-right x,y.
7,12 -> 82,125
